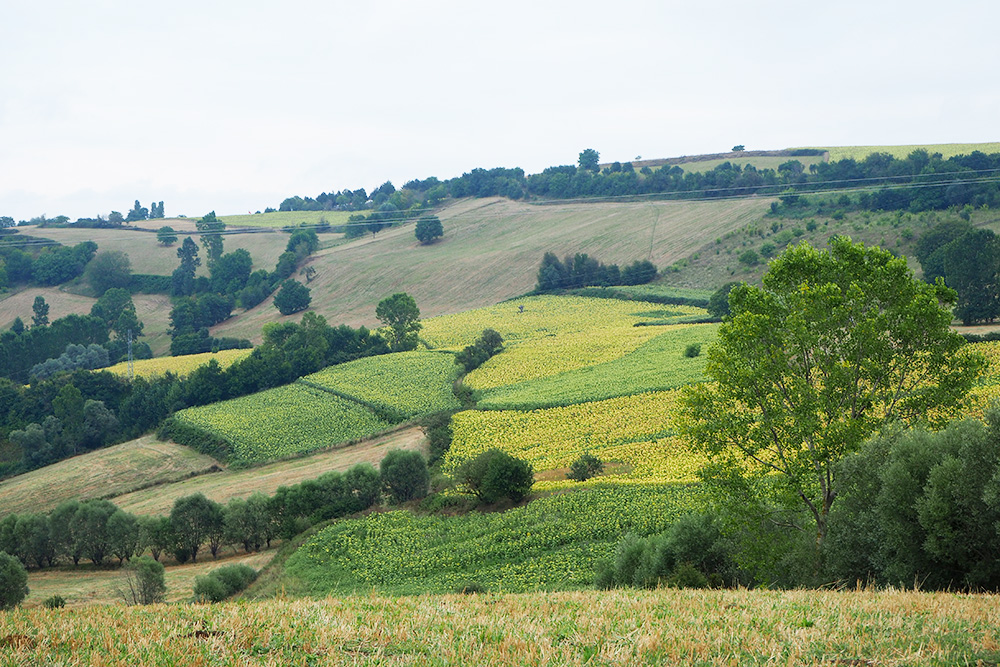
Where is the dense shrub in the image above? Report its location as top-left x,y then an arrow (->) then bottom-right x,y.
380,449 -> 430,503
455,449 -> 534,504
117,556 -> 165,605
455,329 -> 504,373
568,453 -> 604,482
0,551 -> 29,610
595,513 -> 734,589
825,412 -> 1000,590
193,564 -> 258,603
42,594 -> 66,609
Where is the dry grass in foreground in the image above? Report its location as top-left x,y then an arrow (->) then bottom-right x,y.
1,588 -> 997,665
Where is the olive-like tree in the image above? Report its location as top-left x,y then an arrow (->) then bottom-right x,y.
414,216 -> 444,245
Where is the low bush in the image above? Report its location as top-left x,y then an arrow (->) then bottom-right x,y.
194,564 -> 258,603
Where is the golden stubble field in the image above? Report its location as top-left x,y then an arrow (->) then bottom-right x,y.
1,588 -> 997,665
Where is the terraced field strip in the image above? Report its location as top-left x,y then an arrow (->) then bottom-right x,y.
3,588 -> 997,665
171,383 -> 393,465
0,436 -> 220,518
477,322 -> 717,409
218,210 -> 356,229
421,294 -> 706,350
104,349 -> 252,379
301,350 -> 460,420
111,426 -> 426,516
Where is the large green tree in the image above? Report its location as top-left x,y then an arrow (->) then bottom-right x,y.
678,237 -> 982,554
375,292 -> 421,351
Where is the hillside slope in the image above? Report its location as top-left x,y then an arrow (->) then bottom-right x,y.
213,196 -> 770,343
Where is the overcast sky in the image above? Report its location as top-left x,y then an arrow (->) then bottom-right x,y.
2,1 -> 997,221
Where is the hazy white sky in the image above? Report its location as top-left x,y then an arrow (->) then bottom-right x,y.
2,1 -> 997,220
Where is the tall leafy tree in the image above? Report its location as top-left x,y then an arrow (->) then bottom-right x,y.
171,237 -> 200,296
195,211 -> 225,266
678,237 -> 983,556
942,228 -> 1000,325
578,148 -> 600,172
125,200 -> 149,222
375,293 -> 421,351
32,296 -> 49,327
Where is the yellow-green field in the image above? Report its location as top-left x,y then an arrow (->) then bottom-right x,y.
2,589 -> 997,666
104,349 -> 252,379
446,391 -> 701,486
421,294 -> 705,349
820,142 -> 1000,161
0,436 -> 219,518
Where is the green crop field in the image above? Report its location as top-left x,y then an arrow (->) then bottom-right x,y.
819,142 -> 1000,161
171,383 -> 393,465
3,589 -> 998,665
0,436 -> 219,518
283,485 -> 696,596
477,323 -> 717,410
301,350 -> 460,420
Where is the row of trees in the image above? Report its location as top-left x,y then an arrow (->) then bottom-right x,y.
277,147 -> 1000,225
0,447 -> 439,573
535,252 -> 657,291
167,219 -> 318,354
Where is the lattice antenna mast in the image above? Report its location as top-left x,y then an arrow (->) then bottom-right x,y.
127,329 -> 134,380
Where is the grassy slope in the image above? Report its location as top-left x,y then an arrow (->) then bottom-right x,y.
110,426 -> 426,516
212,196 -> 771,343
3,590 -> 997,665
218,210 -> 356,228
21,224 -> 289,277
0,426 -> 425,519
675,155 -> 826,173
0,435 -> 219,518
